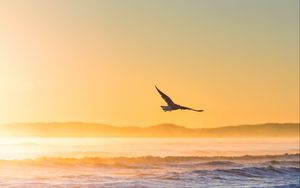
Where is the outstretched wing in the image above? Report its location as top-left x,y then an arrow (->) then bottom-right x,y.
178,105 -> 204,112
155,86 -> 175,106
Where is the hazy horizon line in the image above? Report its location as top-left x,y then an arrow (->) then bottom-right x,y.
1,121 -> 299,129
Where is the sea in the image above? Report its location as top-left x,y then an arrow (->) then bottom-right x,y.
0,137 -> 299,188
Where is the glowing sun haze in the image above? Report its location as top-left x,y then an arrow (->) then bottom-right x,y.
0,0 -> 299,128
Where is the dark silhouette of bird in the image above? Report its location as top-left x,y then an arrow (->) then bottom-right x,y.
155,86 -> 204,112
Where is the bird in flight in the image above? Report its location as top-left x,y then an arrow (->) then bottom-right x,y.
155,86 -> 204,112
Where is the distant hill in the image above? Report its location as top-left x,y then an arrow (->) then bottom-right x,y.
0,122 -> 298,137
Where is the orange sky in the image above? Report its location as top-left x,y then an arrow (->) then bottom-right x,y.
0,1 -> 299,128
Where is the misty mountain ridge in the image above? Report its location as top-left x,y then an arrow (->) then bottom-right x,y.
0,122 -> 298,137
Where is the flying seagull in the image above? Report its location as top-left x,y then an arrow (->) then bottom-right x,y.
155,86 -> 204,112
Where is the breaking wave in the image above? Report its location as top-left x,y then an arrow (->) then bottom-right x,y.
0,153 -> 299,188
192,166 -> 300,178
1,153 -> 299,167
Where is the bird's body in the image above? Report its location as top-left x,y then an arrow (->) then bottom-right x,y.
155,86 -> 204,112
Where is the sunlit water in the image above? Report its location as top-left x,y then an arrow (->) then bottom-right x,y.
0,138 -> 299,188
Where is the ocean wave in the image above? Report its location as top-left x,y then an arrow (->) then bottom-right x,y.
146,166 -> 300,187
0,153 -> 299,167
185,166 -> 300,183
213,166 -> 300,178
0,156 -> 299,188
203,160 -> 239,166
260,184 -> 300,188
262,160 -> 300,167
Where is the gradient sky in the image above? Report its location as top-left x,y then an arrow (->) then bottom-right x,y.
0,0 -> 299,128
